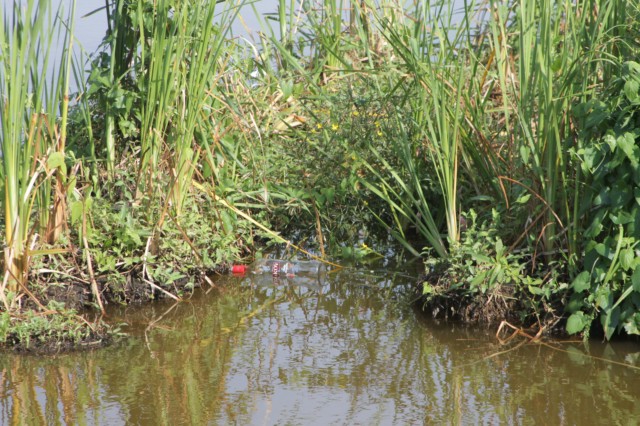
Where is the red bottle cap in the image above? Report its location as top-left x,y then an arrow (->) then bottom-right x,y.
231,265 -> 247,275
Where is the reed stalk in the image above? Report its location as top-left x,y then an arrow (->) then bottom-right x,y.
134,0 -> 240,214
103,0 -> 126,178
356,0 -> 482,256
169,1 -> 240,215
0,0 -> 74,294
44,1 -> 76,244
135,0 -> 181,200
354,0 -> 630,262
481,0 -> 629,264
72,49 -> 98,191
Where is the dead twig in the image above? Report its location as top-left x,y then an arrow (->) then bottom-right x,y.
82,200 -> 105,315
142,236 -> 181,302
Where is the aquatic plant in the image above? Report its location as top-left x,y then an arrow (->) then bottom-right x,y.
357,0 -> 483,257
0,0 -> 638,348
567,59 -> 640,339
0,0 -> 76,298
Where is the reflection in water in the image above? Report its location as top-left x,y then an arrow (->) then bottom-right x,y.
0,267 -> 638,425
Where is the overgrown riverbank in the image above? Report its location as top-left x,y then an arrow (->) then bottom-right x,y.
1,0 -> 640,351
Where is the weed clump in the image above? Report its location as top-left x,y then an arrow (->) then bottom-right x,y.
0,302 -> 118,354
420,210 -> 567,334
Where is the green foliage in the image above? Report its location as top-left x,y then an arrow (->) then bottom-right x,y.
569,61 -> 640,338
234,74 -> 408,252
0,302 -> 115,351
425,210 -> 522,292
82,168 -> 253,299
2,0 -> 639,346
422,210 -> 567,325
0,0 -> 75,295
350,0 -> 471,257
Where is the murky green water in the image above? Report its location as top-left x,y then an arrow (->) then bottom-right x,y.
1,265 -> 638,425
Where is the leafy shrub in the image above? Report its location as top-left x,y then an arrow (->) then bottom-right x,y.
244,75 -> 417,251
82,167 -> 253,299
422,210 -> 566,326
569,61 -> 640,339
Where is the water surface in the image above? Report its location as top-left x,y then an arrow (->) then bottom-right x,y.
0,265 -> 638,425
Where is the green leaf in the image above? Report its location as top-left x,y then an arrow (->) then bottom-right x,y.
603,133 -> 617,153
202,161 -> 213,179
126,228 -> 143,246
584,210 -> 605,238
602,307 -> 620,340
527,284 -> 545,295
471,253 -> 491,263
619,248 -> 635,271
584,103 -> 610,130
470,271 -> 488,289
47,152 -> 66,172
66,176 -> 77,194
220,210 -> 233,234
321,187 -> 335,204
610,211 -> 634,225
70,201 -> 84,226
617,133 -> 639,166
519,146 -> 530,164
595,242 -> 614,259
495,239 -> 504,258
571,271 -> 591,293
624,79 -> 639,102
566,312 -> 588,335
566,294 -> 585,313
623,312 -> 640,335
596,290 -> 613,310
635,188 -> 640,206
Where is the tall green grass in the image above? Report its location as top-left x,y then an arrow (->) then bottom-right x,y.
356,0 -> 482,257
484,0 -> 629,267
0,0 -> 75,296
136,0 -> 179,197
102,0 -> 131,178
132,0 -> 241,215
351,0 -> 631,264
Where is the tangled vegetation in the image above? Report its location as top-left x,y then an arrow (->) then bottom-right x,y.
0,0 -> 639,350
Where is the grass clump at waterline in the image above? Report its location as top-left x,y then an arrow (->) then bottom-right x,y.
1,0 -> 640,352
0,302 -> 118,354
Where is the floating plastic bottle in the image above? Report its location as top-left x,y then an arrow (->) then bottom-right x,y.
245,272 -> 325,291
232,259 -> 326,277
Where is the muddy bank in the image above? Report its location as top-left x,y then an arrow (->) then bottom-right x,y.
1,268 -> 221,354
415,265 -> 567,336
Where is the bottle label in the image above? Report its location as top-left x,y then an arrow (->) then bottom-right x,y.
270,262 -> 292,276
271,262 -> 280,276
